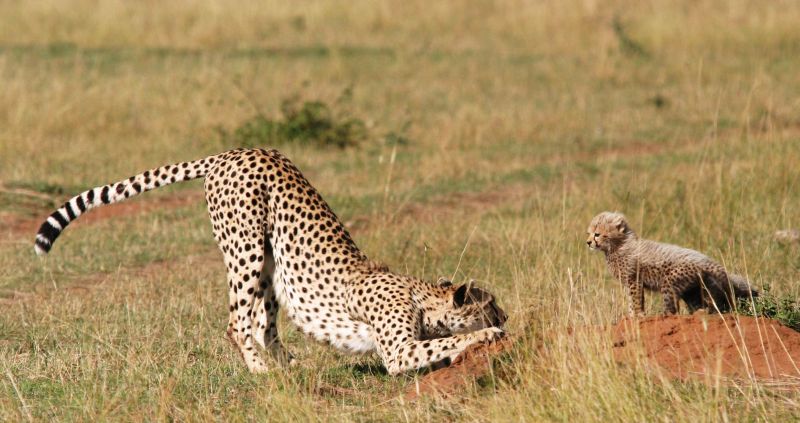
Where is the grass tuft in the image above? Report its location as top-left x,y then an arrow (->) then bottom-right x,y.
218,94 -> 368,150
738,285 -> 800,332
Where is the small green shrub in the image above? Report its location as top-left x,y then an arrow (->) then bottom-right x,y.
220,97 -> 367,149
737,284 -> 800,332
382,121 -> 412,147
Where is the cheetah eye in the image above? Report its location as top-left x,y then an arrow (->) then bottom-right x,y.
594,233 -> 600,237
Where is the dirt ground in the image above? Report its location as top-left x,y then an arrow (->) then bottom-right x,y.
408,314 -> 800,399
405,337 -> 514,400
2,191 -> 203,238
611,314 -> 800,382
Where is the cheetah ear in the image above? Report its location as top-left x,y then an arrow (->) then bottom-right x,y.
453,284 -> 469,307
453,280 -> 492,307
436,277 -> 453,288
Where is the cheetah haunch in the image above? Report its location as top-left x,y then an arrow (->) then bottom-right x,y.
34,148 -> 507,374
586,211 -> 757,316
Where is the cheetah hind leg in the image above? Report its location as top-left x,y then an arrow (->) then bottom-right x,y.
218,234 -> 270,373
252,242 -> 296,366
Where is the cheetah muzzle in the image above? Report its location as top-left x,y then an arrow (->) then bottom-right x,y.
33,148 -> 507,374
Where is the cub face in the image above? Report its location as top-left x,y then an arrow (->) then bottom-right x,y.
586,211 -> 630,253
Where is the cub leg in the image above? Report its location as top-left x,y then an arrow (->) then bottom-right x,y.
703,268 -> 735,312
660,277 -> 680,315
678,285 -> 704,313
623,273 -> 645,317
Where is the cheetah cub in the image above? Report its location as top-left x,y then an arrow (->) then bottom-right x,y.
586,211 -> 757,316
33,148 -> 507,374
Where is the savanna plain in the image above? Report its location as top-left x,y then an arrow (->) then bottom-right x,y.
1,1 -> 799,421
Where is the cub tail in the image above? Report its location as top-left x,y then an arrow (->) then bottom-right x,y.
34,154 -> 220,255
729,273 -> 759,299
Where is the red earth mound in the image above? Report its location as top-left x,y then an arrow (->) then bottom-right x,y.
612,314 -> 800,381
405,337 -> 514,400
406,315 -> 800,400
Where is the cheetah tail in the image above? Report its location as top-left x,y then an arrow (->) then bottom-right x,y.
729,273 -> 759,298
33,154 -> 219,255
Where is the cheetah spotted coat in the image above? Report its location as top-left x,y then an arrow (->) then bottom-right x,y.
34,148 -> 506,374
586,211 -> 757,316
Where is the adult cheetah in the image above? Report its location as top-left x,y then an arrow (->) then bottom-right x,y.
34,148 -> 507,374
586,211 -> 757,316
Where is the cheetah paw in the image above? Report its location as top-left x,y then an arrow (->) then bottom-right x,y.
281,351 -> 300,368
266,347 -> 297,367
480,326 -> 506,343
246,358 -> 270,374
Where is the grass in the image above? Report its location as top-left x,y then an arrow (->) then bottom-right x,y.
738,285 -> 800,331
1,0 -> 800,420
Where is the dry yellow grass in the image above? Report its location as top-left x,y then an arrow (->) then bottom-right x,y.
1,0 -> 799,421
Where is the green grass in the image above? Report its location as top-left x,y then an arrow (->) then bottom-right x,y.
1,0 -> 800,421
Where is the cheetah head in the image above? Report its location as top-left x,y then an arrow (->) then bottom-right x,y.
586,211 -> 634,253
424,280 -> 507,338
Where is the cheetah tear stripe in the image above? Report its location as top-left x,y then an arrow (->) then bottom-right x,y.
34,155 -> 219,255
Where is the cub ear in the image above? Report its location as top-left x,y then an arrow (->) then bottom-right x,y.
611,214 -> 627,233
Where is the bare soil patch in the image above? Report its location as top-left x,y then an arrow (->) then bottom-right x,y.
611,314 -> 800,382
2,190 -> 204,238
408,314 -> 800,400
405,336 -> 514,400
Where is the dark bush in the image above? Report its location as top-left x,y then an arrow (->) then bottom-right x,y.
220,97 -> 367,149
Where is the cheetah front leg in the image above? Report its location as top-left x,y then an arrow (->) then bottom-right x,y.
371,309 -> 504,375
379,328 -> 505,375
